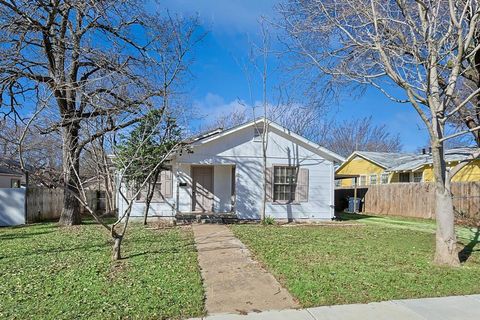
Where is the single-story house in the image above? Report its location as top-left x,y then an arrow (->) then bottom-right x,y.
335,148 -> 480,187
118,118 -> 344,221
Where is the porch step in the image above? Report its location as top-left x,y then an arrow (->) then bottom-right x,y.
176,213 -> 238,224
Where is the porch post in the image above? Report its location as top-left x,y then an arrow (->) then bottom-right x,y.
353,177 -> 358,213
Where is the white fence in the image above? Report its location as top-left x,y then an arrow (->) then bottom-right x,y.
0,188 -> 26,226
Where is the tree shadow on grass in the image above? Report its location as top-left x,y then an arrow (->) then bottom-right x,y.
124,243 -> 196,259
0,242 -> 110,260
337,212 -> 376,221
458,228 -> 480,263
0,230 -> 56,240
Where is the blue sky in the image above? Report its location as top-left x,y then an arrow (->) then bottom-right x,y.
161,0 -> 429,152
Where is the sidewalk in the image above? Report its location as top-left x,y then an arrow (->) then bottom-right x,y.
192,224 -> 298,315
190,294 -> 480,320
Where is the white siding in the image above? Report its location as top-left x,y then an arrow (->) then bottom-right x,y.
176,125 -> 335,220
213,165 -> 232,213
117,122 -> 336,220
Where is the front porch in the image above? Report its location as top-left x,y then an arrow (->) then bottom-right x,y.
176,163 -> 237,215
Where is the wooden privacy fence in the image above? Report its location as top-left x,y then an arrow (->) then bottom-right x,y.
335,182 -> 480,220
26,187 -> 104,223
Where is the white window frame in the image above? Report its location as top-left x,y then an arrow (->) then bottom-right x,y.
359,175 -> 367,186
273,166 -> 297,202
10,179 -> 21,188
369,174 -> 378,185
413,171 -> 423,183
380,173 -> 389,184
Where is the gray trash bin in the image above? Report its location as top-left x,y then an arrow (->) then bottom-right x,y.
347,197 -> 361,212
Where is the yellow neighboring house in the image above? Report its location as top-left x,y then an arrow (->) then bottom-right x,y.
335,147 -> 480,187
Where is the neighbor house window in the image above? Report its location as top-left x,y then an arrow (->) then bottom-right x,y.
253,125 -> 264,142
273,166 -> 297,202
359,175 -> 367,186
10,179 -> 21,188
369,174 -> 378,185
380,173 -> 389,184
413,172 -> 423,183
335,180 -> 341,187
399,172 -> 411,183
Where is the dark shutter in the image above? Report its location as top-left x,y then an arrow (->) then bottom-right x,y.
296,168 -> 309,202
265,167 -> 273,202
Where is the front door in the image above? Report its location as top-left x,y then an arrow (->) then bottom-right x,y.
192,166 -> 214,212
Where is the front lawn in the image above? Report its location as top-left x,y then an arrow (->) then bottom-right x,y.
0,222 -> 204,319
231,216 -> 480,307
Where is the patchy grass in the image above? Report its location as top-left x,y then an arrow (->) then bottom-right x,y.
0,222 -> 204,319
340,212 -> 478,241
231,216 -> 480,308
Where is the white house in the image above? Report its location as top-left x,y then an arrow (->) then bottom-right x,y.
118,118 -> 344,221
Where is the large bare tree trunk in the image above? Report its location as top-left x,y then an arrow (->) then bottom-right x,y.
59,124 -> 82,226
431,142 -> 460,266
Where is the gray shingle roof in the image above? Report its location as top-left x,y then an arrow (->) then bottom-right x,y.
0,158 -> 24,175
355,151 -> 422,170
356,147 -> 479,172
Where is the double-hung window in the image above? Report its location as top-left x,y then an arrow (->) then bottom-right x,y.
369,174 -> 378,185
359,175 -> 367,186
380,173 -> 389,184
273,166 -> 297,202
413,172 -> 423,183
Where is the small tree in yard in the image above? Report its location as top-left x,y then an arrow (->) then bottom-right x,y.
70,113 -> 184,260
115,110 -> 182,226
280,0 -> 480,266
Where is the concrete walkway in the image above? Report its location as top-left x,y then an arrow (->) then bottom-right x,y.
192,224 -> 298,315
190,295 -> 480,320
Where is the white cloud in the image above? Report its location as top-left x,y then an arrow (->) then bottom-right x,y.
193,92 -> 250,118
160,0 -> 279,34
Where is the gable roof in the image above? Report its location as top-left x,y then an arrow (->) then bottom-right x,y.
0,158 -> 24,176
189,117 -> 345,163
389,147 -> 479,172
337,147 -> 480,173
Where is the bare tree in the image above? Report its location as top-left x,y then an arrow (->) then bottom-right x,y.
280,0 -> 480,266
201,107 -> 249,132
86,117 -> 184,260
318,116 -> 403,158
0,1 -> 200,225
0,117 -> 62,186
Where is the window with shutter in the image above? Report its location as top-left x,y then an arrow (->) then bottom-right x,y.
136,167 -> 173,202
271,166 -> 308,203
273,166 -> 297,202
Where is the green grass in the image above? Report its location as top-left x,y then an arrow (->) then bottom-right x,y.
340,212 -> 479,241
231,216 -> 480,308
0,222 -> 205,319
